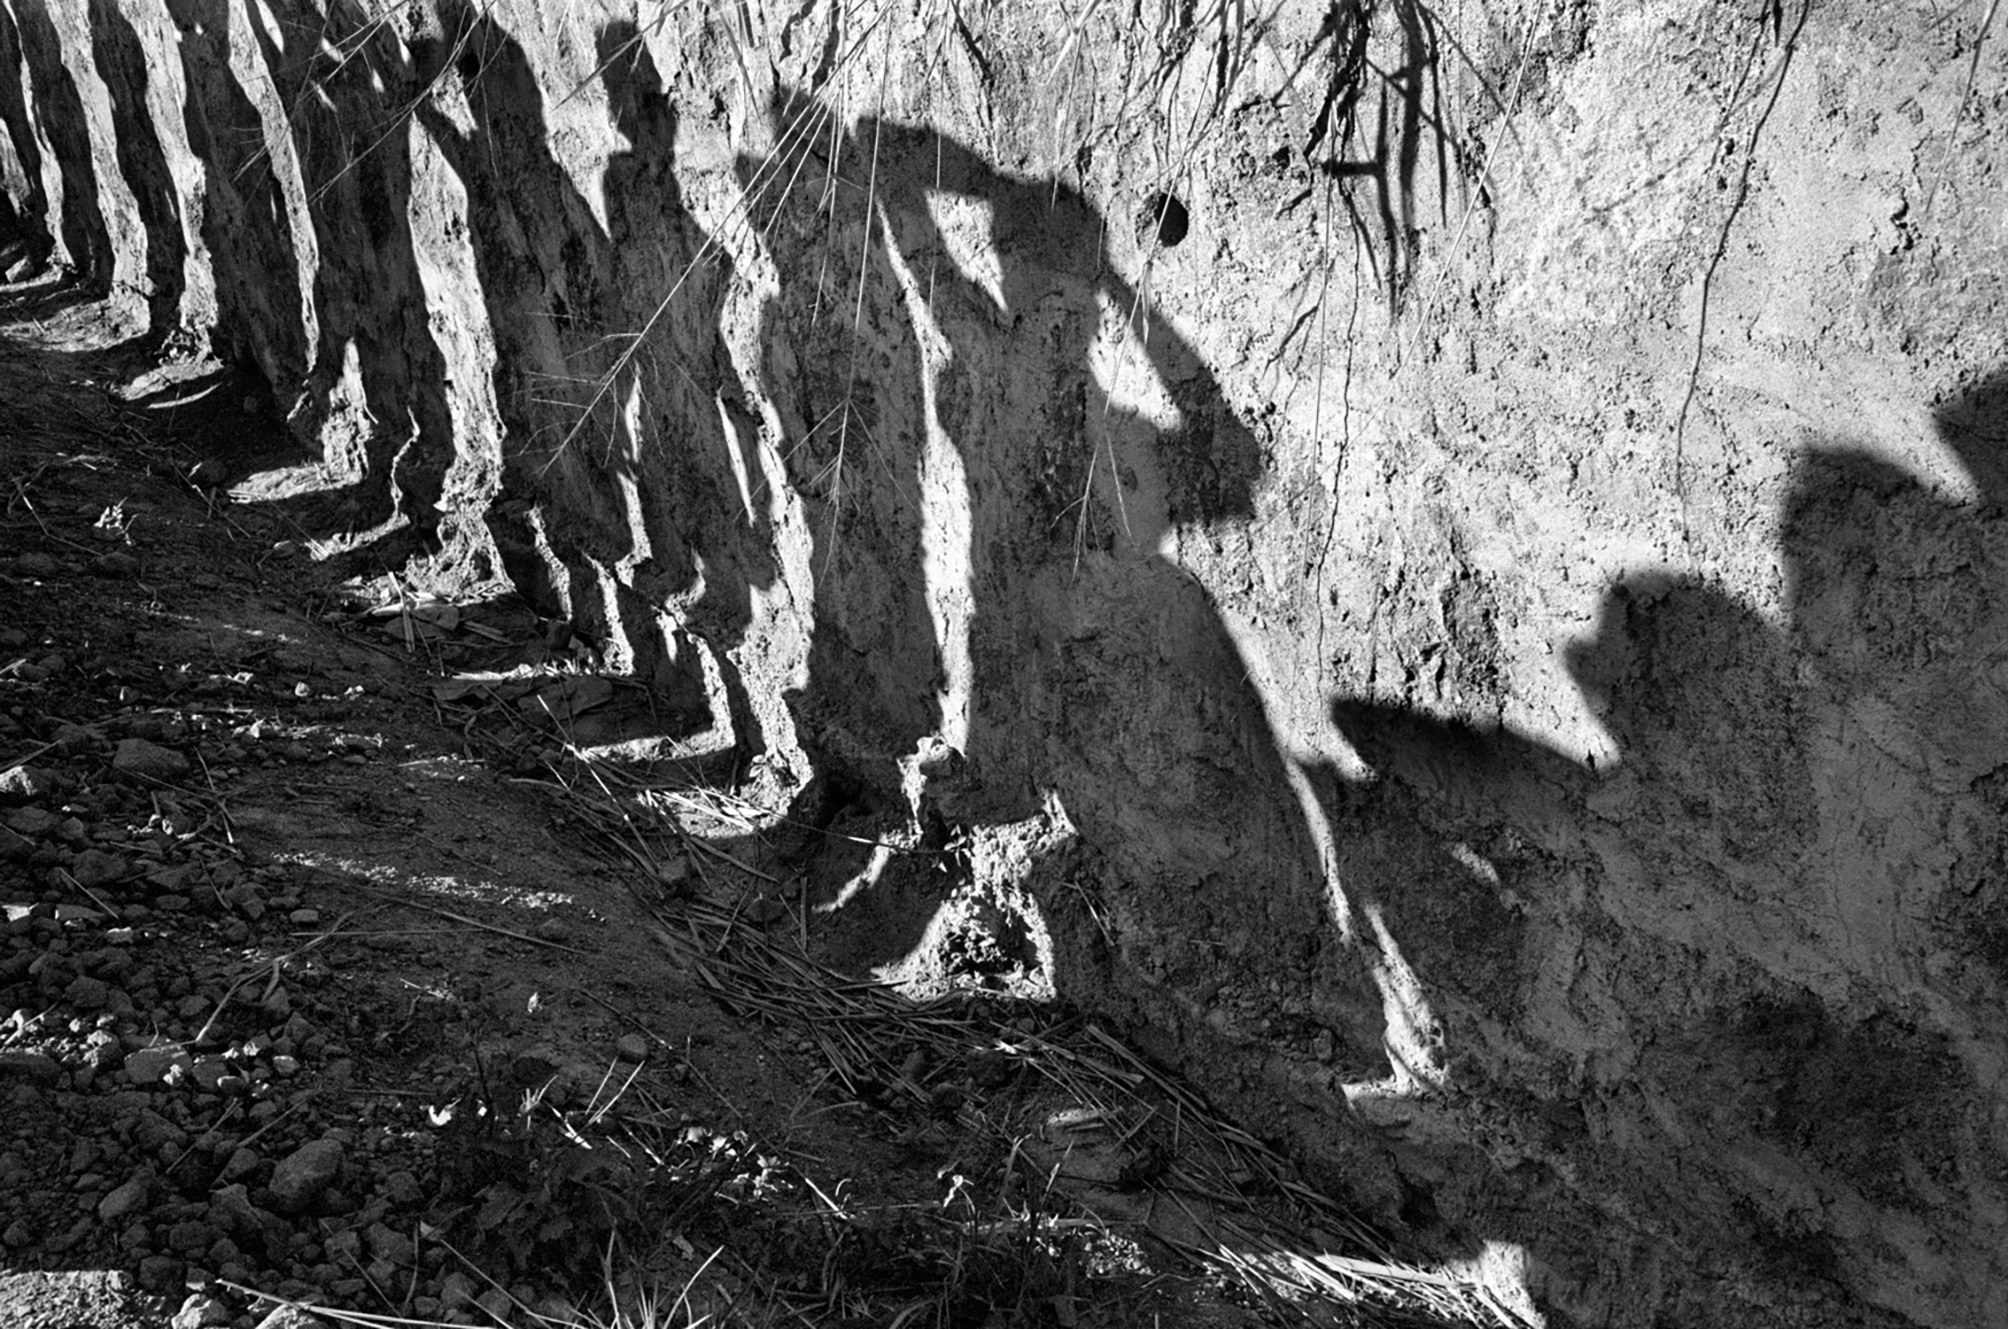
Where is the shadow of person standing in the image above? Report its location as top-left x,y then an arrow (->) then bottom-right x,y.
594,22 -> 778,768
738,94 -> 1374,1118
161,0 -> 305,401
243,0 -> 454,559
90,2 -> 185,350
10,2 -> 114,296
0,3 -> 55,277
1321,372 -> 2008,1321
414,11 -> 775,762
411,3 -> 610,628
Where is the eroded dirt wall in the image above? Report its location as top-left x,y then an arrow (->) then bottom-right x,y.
10,1 -> 2008,1325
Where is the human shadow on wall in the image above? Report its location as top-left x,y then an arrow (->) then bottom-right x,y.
412,10 -> 775,760
734,93 -> 1367,1072
1318,372 -> 2008,1317
89,2 -> 184,348
232,0 -> 456,564
5,3 -> 110,298
157,0 -> 305,395
0,3 -> 55,278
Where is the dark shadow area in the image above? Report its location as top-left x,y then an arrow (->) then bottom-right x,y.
89,3 -> 183,348
732,91 -> 1296,970
145,2 -> 317,494
7,4 -> 110,297
235,0 -> 449,565
0,3 -> 54,278
720,97 -> 1453,1306
409,8 -> 776,761
1319,368 -> 2008,1320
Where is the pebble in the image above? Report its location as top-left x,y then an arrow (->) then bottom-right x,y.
98,1171 -> 153,1222
167,1218 -> 219,1255
220,1147 -> 261,1181
1,1219 -> 30,1247
113,738 -> 191,783
269,1137 -> 345,1214
208,1183 -> 277,1246
172,1292 -> 236,1329
69,848 -> 128,887
5,806 -> 58,837
190,1058 -> 234,1093
253,1305 -> 335,1329
614,1033 -> 650,1063
0,764 -> 56,804
126,1047 -> 193,1085
136,1254 -> 184,1292
64,974 -> 109,1010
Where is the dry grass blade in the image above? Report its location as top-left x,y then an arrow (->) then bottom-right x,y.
651,889 -> 1517,1326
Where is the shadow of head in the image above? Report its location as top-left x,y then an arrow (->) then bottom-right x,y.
1560,572 -> 1788,749
1933,364 -> 2008,511
596,21 -> 672,149
736,85 -> 1264,528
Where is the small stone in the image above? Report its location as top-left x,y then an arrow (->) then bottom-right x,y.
269,1055 -> 299,1078
220,1147 -> 260,1181
114,738 -> 190,783
1,1218 -> 30,1248
614,1033 -> 650,1063
363,1221 -> 414,1266
208,1182 -> 277,1246
126,1046 -> 192,1085
70,848 -> 129,888
269,1137 -> 345,1214
380,1169 -> 422,1206
190,1058 -> 234,1093
64,974 -> 109,1010
168,1218 -> 220,1255
136,1254 -> 185,1293
287,909 -> 319,926
98,1171 -> 153,1222
0,764 -> 56,804
5,806 -> 58,837
172,1291 -> 235,1329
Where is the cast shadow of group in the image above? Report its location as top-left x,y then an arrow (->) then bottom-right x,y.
728,77 -> 2008,1315
1328,369 -> 2008,1013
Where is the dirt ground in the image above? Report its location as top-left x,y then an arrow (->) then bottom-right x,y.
0,282 -> 1524,1329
